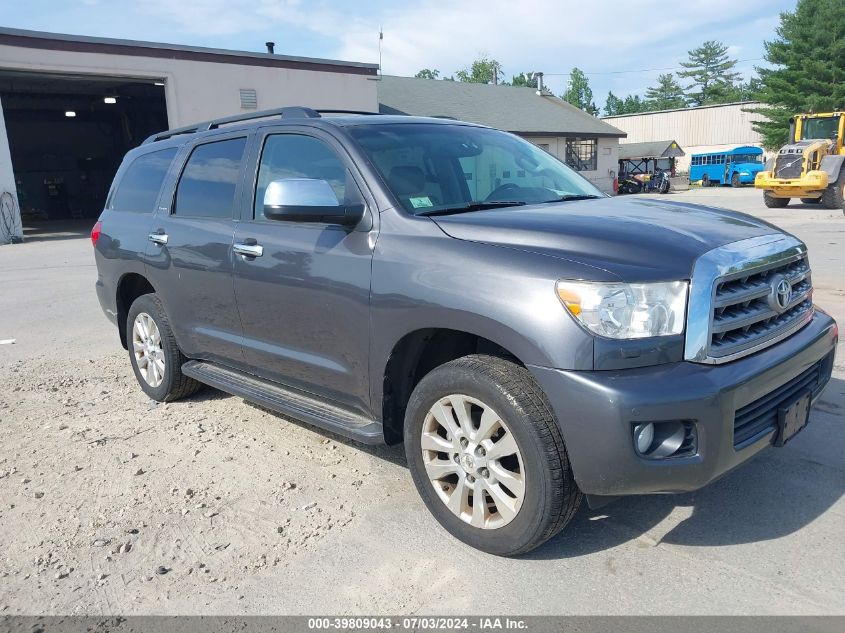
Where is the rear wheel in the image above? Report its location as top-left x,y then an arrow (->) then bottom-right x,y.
763,191 -> 789,208
127,293 -> 202,402
701,175 -> 710,188
404,355 -> 581,556
731,173 -> 741,187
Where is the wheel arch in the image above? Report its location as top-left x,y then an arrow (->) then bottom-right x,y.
115,272 -> 157,349
379,327 -> 528,445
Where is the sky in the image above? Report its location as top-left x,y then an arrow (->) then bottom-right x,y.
1,0 -> 798,108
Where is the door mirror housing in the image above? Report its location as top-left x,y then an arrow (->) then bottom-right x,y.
263,178 -> 363,226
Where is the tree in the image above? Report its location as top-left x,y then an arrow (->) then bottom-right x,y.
415,69 -> 440,80
678,40 -> 742,106
562,67 -> 598,115
645,73 -> 687,110
510,72 -> 538,88
455,56 -> 503,84
622,94 -> 648,114
750,0 -> 845,149
604,91 -> 624,116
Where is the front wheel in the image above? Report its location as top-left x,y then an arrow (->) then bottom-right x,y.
820,172 -> 845,209
126,293 -> 201,402
404,355 -> 581,556
763,191 -> 789,208
731,173 -> 741,187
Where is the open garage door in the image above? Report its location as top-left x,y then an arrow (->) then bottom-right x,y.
0,71 -> 167,225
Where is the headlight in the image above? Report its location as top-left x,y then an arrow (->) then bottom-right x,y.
556,280 -> 688,339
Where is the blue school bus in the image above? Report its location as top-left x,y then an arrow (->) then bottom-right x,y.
689,146 -> 765,187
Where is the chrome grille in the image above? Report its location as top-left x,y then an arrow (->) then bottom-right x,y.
774,154 -> 804,179
708,254 -> 813,360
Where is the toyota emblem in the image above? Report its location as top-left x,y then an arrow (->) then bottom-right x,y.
768,276 -> 792,313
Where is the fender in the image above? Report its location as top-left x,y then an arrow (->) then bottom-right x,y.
820,154 -> 845,182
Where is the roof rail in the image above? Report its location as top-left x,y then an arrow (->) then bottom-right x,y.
142,106 -> 381,144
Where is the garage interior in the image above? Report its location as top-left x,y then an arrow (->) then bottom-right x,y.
0,71 -> 167,227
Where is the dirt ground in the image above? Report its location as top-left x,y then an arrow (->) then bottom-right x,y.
1,188 -> 843,615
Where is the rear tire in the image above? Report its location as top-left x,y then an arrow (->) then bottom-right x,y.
126,293 -> 202,402
763,191 -> 789,208
701,175 -> 710,188
404,354 -> 581,556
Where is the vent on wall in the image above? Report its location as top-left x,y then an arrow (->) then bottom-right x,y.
239,89 -> 258,110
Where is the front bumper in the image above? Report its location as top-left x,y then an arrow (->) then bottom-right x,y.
529,311 -> 837,497
754,170 -> 828,197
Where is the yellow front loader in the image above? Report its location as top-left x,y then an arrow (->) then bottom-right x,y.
755,112 -> 845,213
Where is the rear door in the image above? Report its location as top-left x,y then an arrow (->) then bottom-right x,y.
232,126 -> 377,413
145,133 -> 249,366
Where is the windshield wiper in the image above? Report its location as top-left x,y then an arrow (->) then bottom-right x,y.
538,194 -> 603,203
416,201 -> 527,216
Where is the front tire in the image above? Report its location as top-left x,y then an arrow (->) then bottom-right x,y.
820,172 -> 845,209
763,191 -> 789,208
731,173 -> 741,187
404,355 -> 581,556
126,293 -> 201,402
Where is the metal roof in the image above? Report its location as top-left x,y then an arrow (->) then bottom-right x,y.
618,140 -> 685,160
0,27 -> 378,76
378,76 -> 626,137
603,101 -> 761,119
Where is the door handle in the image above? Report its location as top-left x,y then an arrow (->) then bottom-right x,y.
233,242 -> 264,258
148,232 -> 168,245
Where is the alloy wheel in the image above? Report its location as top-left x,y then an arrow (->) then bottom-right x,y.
132,312 -> 165,388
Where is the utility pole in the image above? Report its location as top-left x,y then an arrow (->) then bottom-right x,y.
378,28 -> 383,76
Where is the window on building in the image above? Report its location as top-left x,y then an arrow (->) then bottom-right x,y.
174,137 -> 246,218
110,148 -> 177,213
565,138 -> 597,171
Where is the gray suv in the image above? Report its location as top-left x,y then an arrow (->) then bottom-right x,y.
93,107 -> 838,555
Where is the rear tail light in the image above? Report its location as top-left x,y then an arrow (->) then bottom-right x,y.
90,221 -> 102,247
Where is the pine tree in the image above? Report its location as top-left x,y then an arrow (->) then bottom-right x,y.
622,94 -> 647,114
678,40 -> 742,106
604,91 -> 624,116
562,68 -> 598,115
750,0 -> 845,149
644,74 -> 687,110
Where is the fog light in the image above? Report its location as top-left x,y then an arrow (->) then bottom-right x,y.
633,420 -> 695,459
634,423 -> 654,454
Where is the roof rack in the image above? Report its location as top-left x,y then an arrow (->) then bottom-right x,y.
142,106 -> 382,144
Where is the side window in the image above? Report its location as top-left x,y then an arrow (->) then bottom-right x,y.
111,148 -> 177,213
174,137 -> 246,218
254,134 -> 351,219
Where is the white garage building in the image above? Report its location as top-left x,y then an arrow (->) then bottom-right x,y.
0,27 -> 379,239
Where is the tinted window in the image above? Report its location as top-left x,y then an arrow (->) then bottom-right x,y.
111,148 -> 177,213
174,138 -> 246,218
254,134 -> 347,219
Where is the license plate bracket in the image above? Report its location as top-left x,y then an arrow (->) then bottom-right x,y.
775,390 -> 812,447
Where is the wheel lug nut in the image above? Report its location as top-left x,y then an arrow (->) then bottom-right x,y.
475,446 -> 486,457
459,438 -> 469,449
466,475 -> 475,483
454,454 -> 460,463
480,468 -> 490,479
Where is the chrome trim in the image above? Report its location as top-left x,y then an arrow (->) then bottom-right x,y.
233,243 -> 264,258
684,234 -> 810,364
148,232 -> 168,245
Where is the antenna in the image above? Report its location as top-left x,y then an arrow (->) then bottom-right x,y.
378,27 -> 383,76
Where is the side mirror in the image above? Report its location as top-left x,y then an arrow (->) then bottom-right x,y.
263,178 -> 363,226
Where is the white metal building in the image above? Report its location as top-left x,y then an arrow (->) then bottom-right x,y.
0,28 -> 379,238
604,102 -> 764,173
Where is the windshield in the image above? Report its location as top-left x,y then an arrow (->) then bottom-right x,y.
731,153 -> 762,164
348,123 -> 604,214
801,116 -> 840,140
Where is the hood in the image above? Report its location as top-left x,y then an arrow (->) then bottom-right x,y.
431,196 -> 783,281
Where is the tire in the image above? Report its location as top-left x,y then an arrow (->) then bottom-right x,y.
701,175 -> 710,188
126,293 -> 202,402
731,173 -> 741,187
763,191 -> 789,208
820,172 -> 845,209
404,354 -> 582,556
800,197 -> 822,204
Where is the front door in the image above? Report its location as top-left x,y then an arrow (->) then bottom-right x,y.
145,134 -> 249,366
233,128 -> 377,414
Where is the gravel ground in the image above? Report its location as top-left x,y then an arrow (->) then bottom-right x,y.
0,188 -> 843,615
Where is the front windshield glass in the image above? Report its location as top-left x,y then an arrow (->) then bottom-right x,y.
731,153 -> 762,164
348,123 -> 604,214
801,116 -> 839,140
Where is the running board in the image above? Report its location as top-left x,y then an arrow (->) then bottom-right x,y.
181,360 -> 384,444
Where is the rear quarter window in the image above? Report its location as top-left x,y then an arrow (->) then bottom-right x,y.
110,148 -> 178,213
